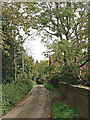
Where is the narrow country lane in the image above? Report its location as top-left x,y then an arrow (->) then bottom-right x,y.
2,85 -> 52,118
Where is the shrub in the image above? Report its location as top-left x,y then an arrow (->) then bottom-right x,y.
44,83 -> 53,90
17,72 -> 28,81
50,73 -> 61,87
50,66 -> 79,85
36,74 -> 48,84
59,66 -> 79,85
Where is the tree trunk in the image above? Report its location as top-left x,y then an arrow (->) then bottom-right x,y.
63,52 -> 67,67
13,51 -> 17,83
49,56 -> 52,82
22,52 -> 24,73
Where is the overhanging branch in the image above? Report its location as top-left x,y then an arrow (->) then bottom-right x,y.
43,28 -> 57,36
79,59 -> 89,68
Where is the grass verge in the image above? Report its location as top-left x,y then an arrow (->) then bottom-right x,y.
52,101 -> 79,118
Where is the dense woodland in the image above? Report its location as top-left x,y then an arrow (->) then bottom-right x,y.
1,1 -> 90,115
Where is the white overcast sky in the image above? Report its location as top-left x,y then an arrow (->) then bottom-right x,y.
23,37 -> 48,62
20,27 -> 49,62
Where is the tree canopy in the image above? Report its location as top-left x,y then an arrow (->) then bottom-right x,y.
1,1 -> 90,86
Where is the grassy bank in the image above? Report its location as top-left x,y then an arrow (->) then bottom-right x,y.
1,79 -> 34,115
44,83 -> 79,119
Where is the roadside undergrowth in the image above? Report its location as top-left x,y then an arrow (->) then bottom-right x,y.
1,79 -> 34,115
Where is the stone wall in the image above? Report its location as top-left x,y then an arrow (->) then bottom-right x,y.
58,83 -> 90,118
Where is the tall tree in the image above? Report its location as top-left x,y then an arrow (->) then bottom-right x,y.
2,2 -> 39,83
37,2 -> 88,67
36,2 -> 89,85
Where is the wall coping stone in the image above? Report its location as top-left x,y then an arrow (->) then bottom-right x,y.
59,82 -> 90,90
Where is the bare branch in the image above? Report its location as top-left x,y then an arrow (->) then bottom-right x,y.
79,59 -> 89,68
